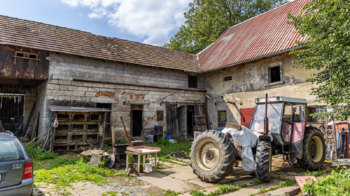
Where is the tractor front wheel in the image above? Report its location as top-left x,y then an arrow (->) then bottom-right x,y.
255,140 -> 272,182
191,130 -> 234,182
297,127 -> 326,170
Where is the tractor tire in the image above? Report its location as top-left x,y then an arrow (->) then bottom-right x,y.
255,140 -> 272,182
297,127 -> 326,170
190,130 -> 234,182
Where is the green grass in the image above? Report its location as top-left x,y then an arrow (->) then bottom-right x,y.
253,178 -> 263,185
304,169 -> 331,177
250,176 -> 296,196
146,138 -> 192,158
34,157 -> 117,187
303,167 -> 350,195
25,141 -> 58,161
191,184 -> 247,196
33,157 -> 80,170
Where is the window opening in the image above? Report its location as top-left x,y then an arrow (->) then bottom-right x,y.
188,76 -> 197,88
157,111 -> 164,121
223,76 -> 232,81
270,66 -> 281,83
218,111 -> 227,127
316,106 -> 327,123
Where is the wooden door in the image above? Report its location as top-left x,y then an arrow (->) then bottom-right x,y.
240,108 -> 254,127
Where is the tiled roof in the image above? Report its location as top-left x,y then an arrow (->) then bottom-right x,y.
0,15 -> 198,72
197,0 -> 308,72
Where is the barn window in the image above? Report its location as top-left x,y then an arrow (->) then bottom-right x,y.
188,76 -> 197,88
265,62 -> 284,86
223,76 -> 232,81
15,51 -> 38,59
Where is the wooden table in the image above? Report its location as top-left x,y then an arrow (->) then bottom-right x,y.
125,149 -> 160,174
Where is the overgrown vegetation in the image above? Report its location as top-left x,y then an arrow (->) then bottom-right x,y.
303,167 -> 350,196
147,138 -> 192,158
288,0 -> 350,120
34,156 -> 117,186
25,141 -> 58,161
191,184 -> 247,196
304,169 -> 331,177
253,178 -> 263,185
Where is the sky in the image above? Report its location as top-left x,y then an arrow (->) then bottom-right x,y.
0,0 -> 192,46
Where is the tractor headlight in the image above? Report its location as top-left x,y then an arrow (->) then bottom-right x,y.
256,98 -> 260,103
276,96 -> 281,101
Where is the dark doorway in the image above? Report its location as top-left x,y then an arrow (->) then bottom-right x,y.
0,95 -> 24,132
187,106 -> 195,135
132,110 -> 143,136
96,103 -> 111,138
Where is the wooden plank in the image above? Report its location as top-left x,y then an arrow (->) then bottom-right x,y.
23,101 -> 36,137
31,112 -> 39,140
226,122 -> 241,130
121,117 -> 131,146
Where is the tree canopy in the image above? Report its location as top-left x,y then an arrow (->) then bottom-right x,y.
163,0 -> 287,54
288,0 -> 350,120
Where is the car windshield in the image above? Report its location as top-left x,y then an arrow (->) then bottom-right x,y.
251,103 -> 283,133
0,140 -> 20,161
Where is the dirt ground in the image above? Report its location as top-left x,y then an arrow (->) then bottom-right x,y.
33,155 -> 331,196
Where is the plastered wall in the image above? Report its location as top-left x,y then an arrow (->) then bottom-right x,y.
204,53 -> 322,127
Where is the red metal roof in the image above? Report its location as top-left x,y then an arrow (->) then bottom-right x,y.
197,0 -> 308,72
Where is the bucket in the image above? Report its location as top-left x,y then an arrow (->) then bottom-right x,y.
145,163 -> 152,172
166,135 -> 172,140
169,139 -> 176,143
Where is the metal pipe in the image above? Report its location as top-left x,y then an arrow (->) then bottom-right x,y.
264,93 -> 269,136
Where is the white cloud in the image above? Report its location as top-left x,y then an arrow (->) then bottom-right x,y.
60,0 -> 191,46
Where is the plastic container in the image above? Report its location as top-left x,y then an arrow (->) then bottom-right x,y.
166,135 -> 173,140
145,163 -> 152,172
147,135 -> 154,143
169,139 -> 176,143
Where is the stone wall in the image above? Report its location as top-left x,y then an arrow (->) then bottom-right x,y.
41,54 -> 205,140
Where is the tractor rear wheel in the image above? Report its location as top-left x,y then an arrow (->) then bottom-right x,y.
255,140 -> 272,182
297,127 -> 326,170
191,130 -> 234,182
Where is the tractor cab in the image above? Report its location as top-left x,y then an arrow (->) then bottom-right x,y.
250,96 -> 307,142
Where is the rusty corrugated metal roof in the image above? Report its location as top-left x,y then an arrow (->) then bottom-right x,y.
197,0 -> 308,72
0,15 -> 198,72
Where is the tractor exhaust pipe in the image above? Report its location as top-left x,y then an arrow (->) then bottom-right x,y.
264,93 -> 269,136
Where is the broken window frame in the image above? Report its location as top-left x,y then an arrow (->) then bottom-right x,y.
265,62 -> 284,86
188,75 -> 198,88
13,51 -> 40,65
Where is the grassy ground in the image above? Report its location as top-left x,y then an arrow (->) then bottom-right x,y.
146,138 -> 191,158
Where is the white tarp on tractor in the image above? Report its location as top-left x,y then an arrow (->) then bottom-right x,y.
222,126 -> 273,171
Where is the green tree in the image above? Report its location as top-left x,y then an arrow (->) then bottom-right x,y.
288,0 -> 350,120
164,0 -> 287,54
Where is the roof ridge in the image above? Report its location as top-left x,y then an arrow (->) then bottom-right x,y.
0,14 -> 196,57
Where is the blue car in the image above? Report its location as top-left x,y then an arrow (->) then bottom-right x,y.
0,132 -> 33,196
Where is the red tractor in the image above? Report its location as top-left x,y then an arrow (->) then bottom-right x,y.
190,95 -> 326,182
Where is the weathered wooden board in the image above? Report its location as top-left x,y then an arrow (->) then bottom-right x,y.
0,45 -> 49,79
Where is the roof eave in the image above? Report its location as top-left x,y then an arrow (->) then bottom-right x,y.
199,46 -> 302,74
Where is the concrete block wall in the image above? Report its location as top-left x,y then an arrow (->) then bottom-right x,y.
40,53 -> 205,140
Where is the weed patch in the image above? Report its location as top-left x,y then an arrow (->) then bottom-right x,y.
303,167 -> 350,196
25,141 -> 58,161
146,138 -> 191,158
191,184 -> 247,196
253,178 -> 263,185
34,157 -> 116,186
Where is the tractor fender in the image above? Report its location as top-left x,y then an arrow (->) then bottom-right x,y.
292,126 -> 322,159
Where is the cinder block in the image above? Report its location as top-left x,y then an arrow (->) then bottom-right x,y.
59,85 -> 69,91
85,92 -> 96,97
92,83 -> 104,88
72,81 -> 83,86
83,82 -> 94,87
87,88 -> 99,92
49,80 -> 59,84
58,80 -> 72,85
47,84 -> 59,90
103,84 -> 115,88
